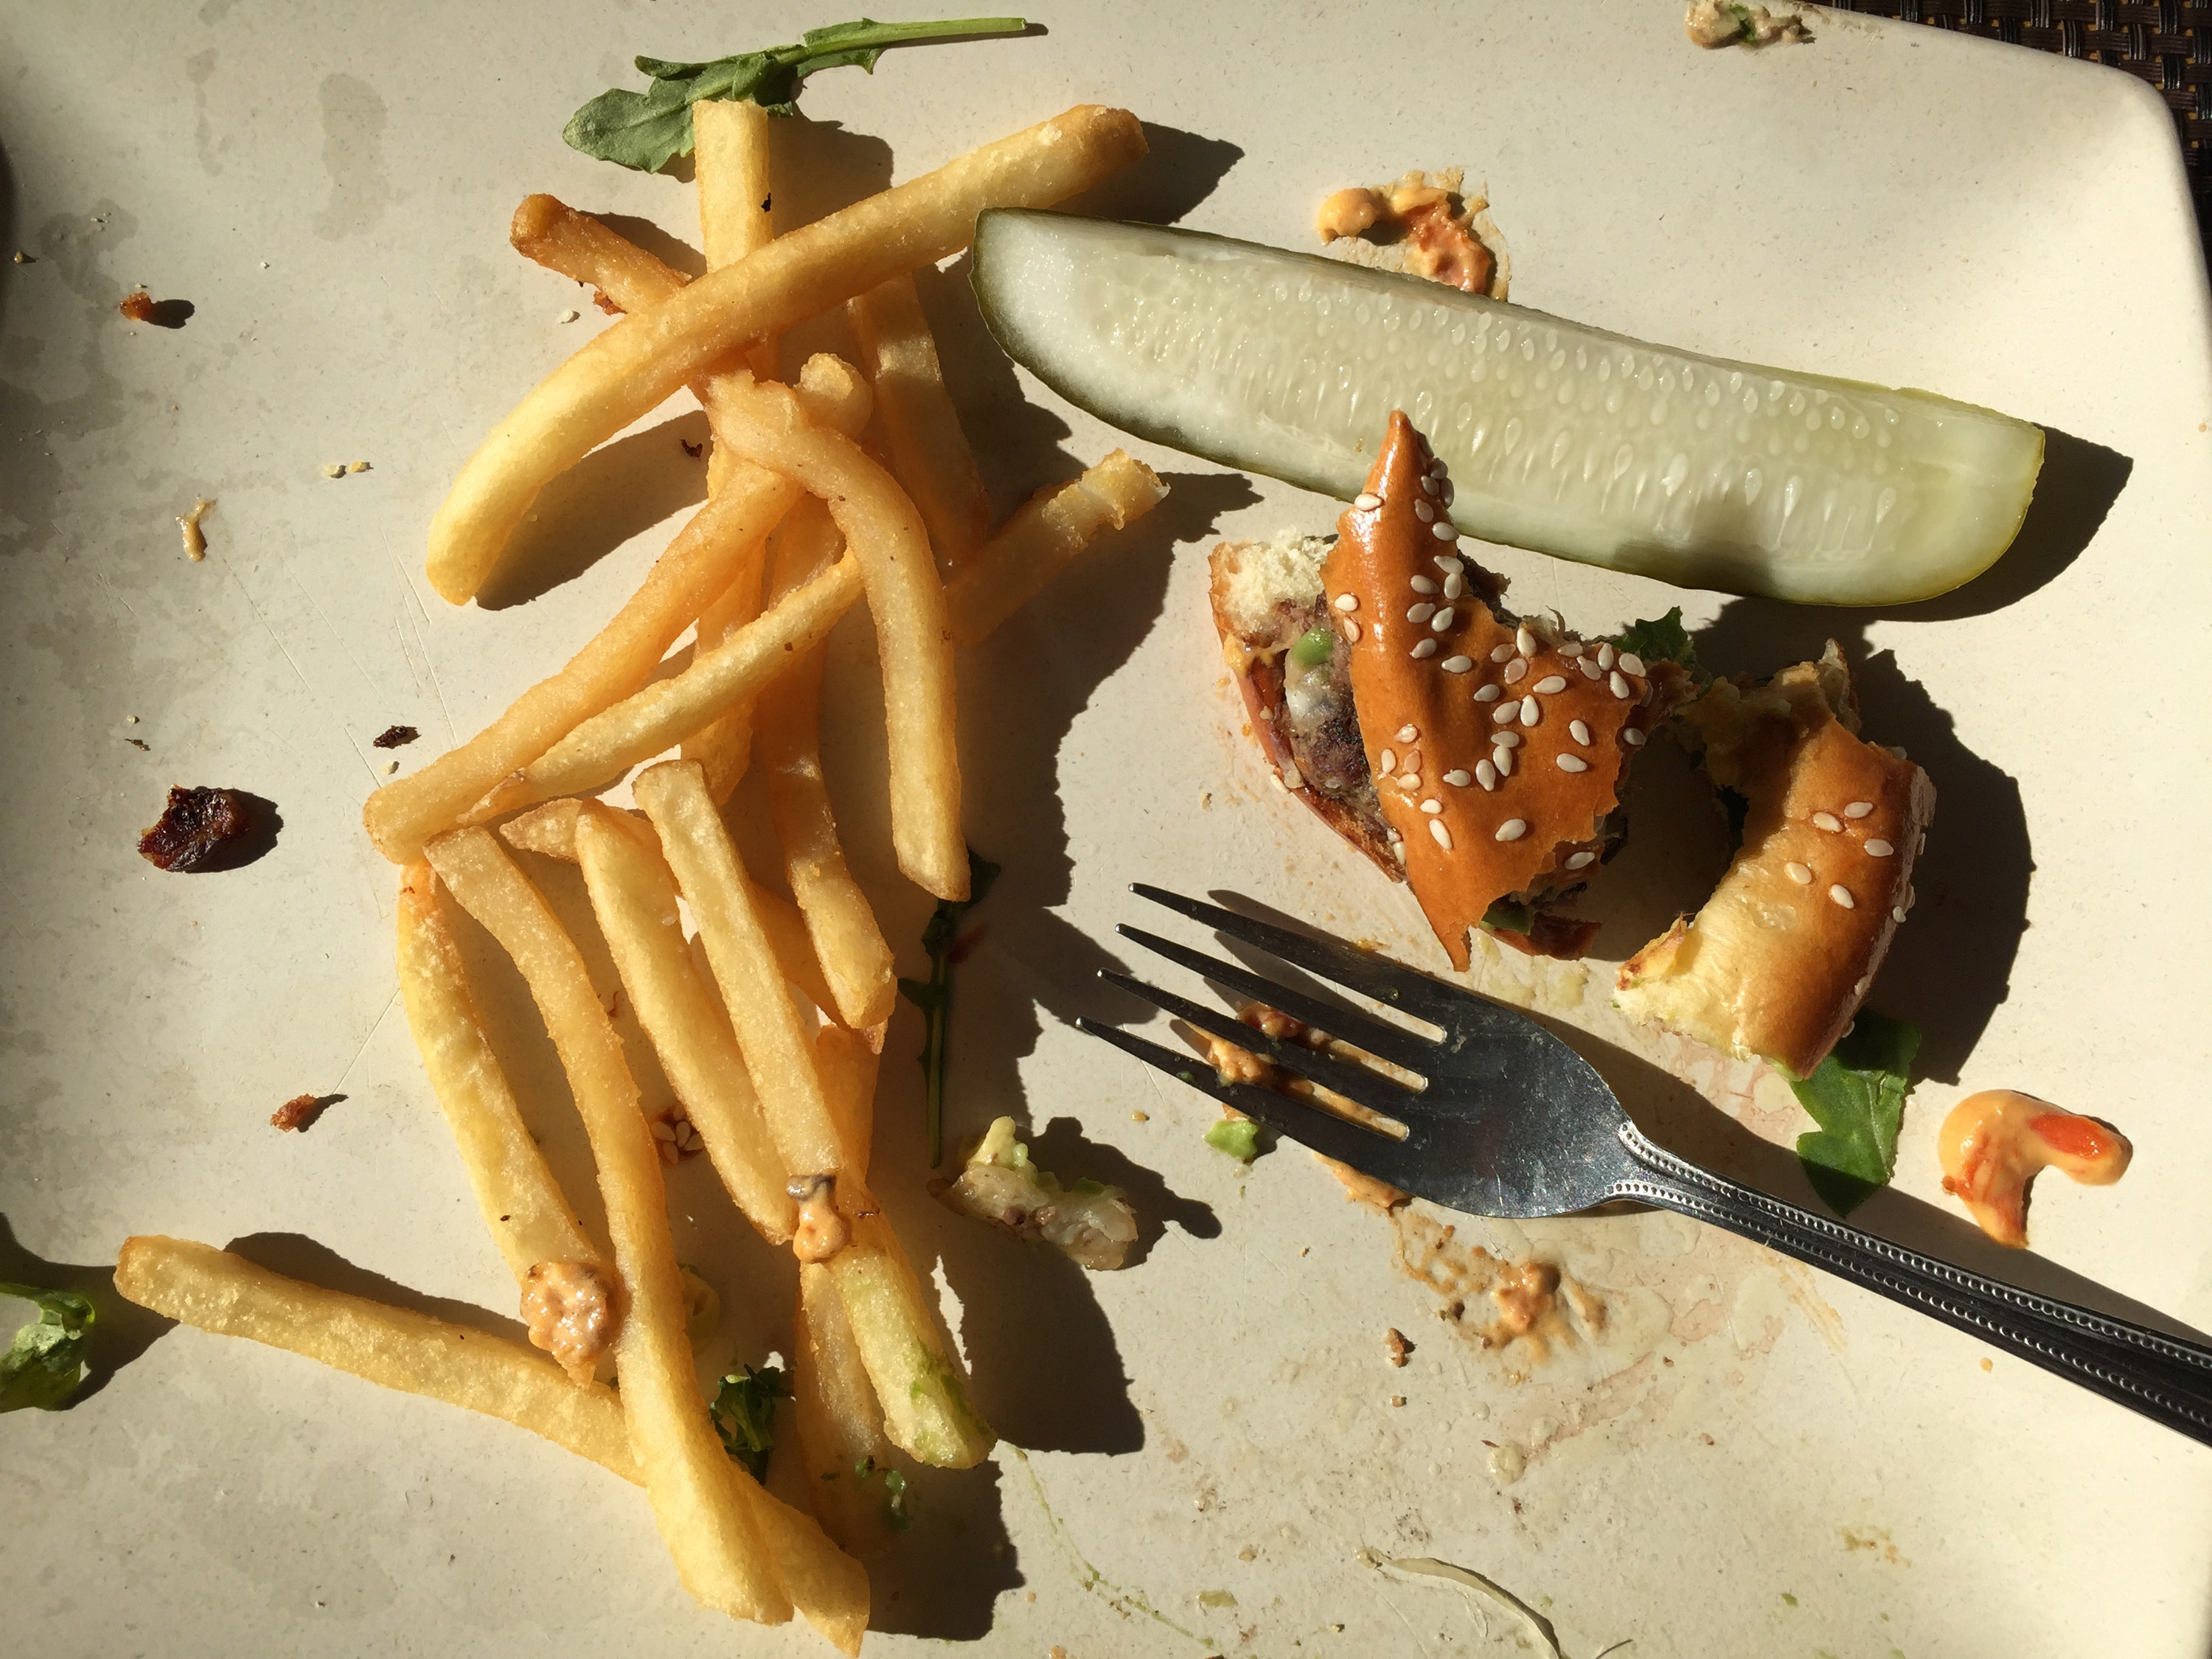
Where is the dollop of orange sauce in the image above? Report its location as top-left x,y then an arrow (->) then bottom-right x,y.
1937,1090 -> 2131,1249
521,1259 -> 621,1382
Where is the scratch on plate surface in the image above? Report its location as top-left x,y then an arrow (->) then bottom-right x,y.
1009,1447 -> 1208,1646
330,985 -> 400,1092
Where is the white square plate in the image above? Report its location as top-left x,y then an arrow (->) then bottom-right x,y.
4,4 -> 2209,1655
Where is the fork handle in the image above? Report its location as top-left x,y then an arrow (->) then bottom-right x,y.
1615,1124 -> 2212,1446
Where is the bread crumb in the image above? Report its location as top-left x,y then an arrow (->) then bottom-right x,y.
321,463 -> 347,479
349,460 -> 371,474
1388,1394 -> 1406,1408
558,308 -> 580,323
1383,1327 -> 1411,1367
382,759 -> 399,776
1130,1110 -> 1149,1122
271,1092 -> 334,1131
177,497 -> 215,561
119,288 -> 156,321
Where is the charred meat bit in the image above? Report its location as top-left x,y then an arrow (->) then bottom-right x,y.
270,1092 -> 335,1131
372,724 -> 420,749
137,785 -> 254,872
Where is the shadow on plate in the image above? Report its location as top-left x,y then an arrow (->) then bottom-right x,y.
475,411 -> 713,610
0,1215 -> 175,1408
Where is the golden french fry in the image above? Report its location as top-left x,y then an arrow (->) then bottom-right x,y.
500,801 -> 844,1025
757,501 -> 898,1031
424,827 -> 790,1625
792,1261 -> 900,1557
511,192 -> 684,313
815,1023 -> 881,1177
825,1213 -> 995,1469
474,554 -> 863,819
703,372 -> 966,900
114,1236 -> 639,1482
633,761 -> 854,1194
696,97 -> 779,403
117,1237 -> 869,1652
574,803 -> 799,1242
428,105 -> 1147,604
848,273 -> 990,570
947,451 -> 1169,647
394,863 -> 602,1284
682,554 -> 767,803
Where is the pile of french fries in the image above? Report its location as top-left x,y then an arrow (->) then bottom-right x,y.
112,102 -> 1169,1649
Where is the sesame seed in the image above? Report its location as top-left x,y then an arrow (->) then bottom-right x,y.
1413,498 -> 1435,523
1431,608 -> 1455,632
1496,818 -> 1528,842
1569,720 -> 1591,745
1520,695 -> 1541,726
1411,574 -> 1439,595
1444,768 -> 1472,787
1475,684 -> 1503,703
1596,642 -> 1616,670
1429,457 -> 1449,478
652,1121 -> 678,1142
1494,745 -> 1514,776
1609,670 -> 1632,699
1844,801 -> 1874,818
1407,602 -> 1436,624
1420,473 -> 1439,496
1888,745 -> 1909,761
1440,479 -> 1455,504
1565,850 -> 1596,870
1621,728 -> 1646,747
1433,554 -> 1464,574
1578,658 -> 1604,680
1533,675 -> 1568,695
1379,748 -> 1398,773
1854,974 -> 1873,996
1559,640 -> 1584,658
1503,658 -> 1528,684
1556,755 -> 1590,773
1281,762 -> 1305,790
1475,759 -> 1498,790
1865,838 -> 1894,858
1919,832 -> 1928,854
1334,593 -> 1358,611
1892,905 -> 1907,923
1397,723 -> 1419,742
1492,731 -> 1521,748
1430,521 -> 1457,542
1617,652 -> 1646,678
1411,639 -> 1438,658
1490,701 -> 1519,725
1397,771 -> 1420,788
1429,818 -> 1453,850
1828,884 -> 1855,909
1353,492 -> 1381,510
1812,811 -> 1843,832
1420,799 -> 1442,815
1515,625 -> 1537,657
1490,644 -> 1514,664
1784,862 -> 1812,884
1343,619 -> 1362,643
1441,655 -> 1473,673
1905,885 -> 1916,908
1443,574 -> 1466,599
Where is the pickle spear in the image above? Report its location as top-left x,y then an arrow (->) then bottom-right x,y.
971,210 -> 2042,604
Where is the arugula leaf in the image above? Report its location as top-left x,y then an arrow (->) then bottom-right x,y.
566,16 -> 1029,173
1790,1012 -> 1921,1216
709,1363 -> 787,1481
851,1455 -> 917,1529
0,1281 -> 94,1412
1205,1117 -> 1262,1163
898,846 -> 1001,1167
1612,606 -> 1705,681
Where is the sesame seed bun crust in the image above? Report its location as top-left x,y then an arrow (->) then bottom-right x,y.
1321,411 -> 1670,970
1615,650 -> 1935,1077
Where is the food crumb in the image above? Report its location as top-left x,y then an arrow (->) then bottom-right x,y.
383,759 -> 400,776
1686,0 -> 1812,46
12,251 -> 28,264
1130,1110 -> 1149,1122
1237,1545 -> 1257,1562
321,463 -> 347,479
1198,790 -> 1213,810
1383,1327 -> 1411,1367
1388,1394 -> 1406,1408
119,288 -> 157,321
681,437 -> 705,458
557,308 -> 581,323
1023,1591 -> 1035,1604
1980,1357 -> 1993,1372
271,1092 -> 336,1131
349,460 -> 371,474
137,785 -> 260,872
372,724 -> 420,749
125,737 -> 150,751
177,497 -> 215,560
1299,1246 -> 1310,1256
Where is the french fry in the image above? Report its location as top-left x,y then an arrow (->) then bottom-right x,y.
815,1023 -> 881,1176
792,1261 -> 901,1557
574,803 -> 799,1242
117,1237 -> 869,1654
757,499 -> 899,1031
114,1236 -> 639,1482
703,371 -> 967,900
696,97 -> 780,419
500,801 -> 844,1024
474,554 -> 864,818
947,450 -> 1170,648
423,826 -> 790,1625
428,105 -> 1147,605
394,863 -> 602,1284
848,273 -> 990,569
632,760 -> 855,1194
825,1213 -> 995,1469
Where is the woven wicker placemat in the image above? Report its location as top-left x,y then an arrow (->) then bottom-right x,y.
1823,1 -> 2212,245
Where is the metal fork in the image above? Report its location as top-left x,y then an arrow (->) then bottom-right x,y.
1076,884 -> 2212,1447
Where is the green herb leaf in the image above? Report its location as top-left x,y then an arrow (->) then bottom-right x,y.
1612,606 -> 1705,681
1205,1117 -> 1262,1164
709,1363 -> 787,1481
1480,897 -> 1533,935
898,846 -> 1001,1166
0,1281 -> 94,1412
566,16 -> 1029,172
1790,1012 -> 1920,1215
